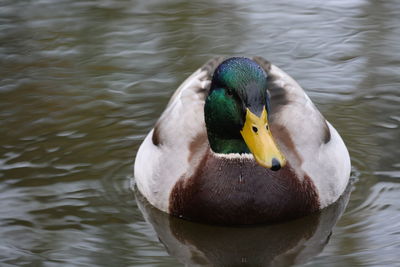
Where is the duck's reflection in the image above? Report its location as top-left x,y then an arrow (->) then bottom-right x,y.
135,184 -> 351,267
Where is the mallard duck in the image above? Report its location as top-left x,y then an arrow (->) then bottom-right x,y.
134,56 -> 351,225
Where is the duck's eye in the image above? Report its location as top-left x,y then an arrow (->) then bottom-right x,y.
265,125 -> 269,131
226,88 -> 233,96
252,126 -> 258,133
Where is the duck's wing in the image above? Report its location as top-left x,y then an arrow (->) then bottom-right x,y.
134,57 -> 226,212
253,56 -> 331,147
152,56 -> 225,147
165,57 -> 225,108
253,56 -> 351,208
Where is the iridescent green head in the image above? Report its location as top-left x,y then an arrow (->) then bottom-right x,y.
204,57 -> 285,170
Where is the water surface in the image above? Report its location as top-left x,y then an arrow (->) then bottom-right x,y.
1,0 -> 399,266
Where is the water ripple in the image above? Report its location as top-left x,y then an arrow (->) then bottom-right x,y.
0,0 -> 399,266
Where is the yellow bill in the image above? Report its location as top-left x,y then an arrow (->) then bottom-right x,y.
240,107 -> 286,170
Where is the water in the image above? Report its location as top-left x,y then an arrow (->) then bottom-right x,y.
0,0 -> 399,266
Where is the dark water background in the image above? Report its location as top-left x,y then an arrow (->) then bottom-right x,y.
1,0 -> 399,266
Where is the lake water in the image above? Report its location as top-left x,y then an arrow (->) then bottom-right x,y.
1,0 -> 399,266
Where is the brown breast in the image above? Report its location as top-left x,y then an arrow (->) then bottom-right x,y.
169,152 -> 320,225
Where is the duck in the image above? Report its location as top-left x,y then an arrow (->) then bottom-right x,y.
134,56 -> 351,225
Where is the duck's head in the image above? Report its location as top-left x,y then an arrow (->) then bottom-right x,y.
204,57 -> 286,171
